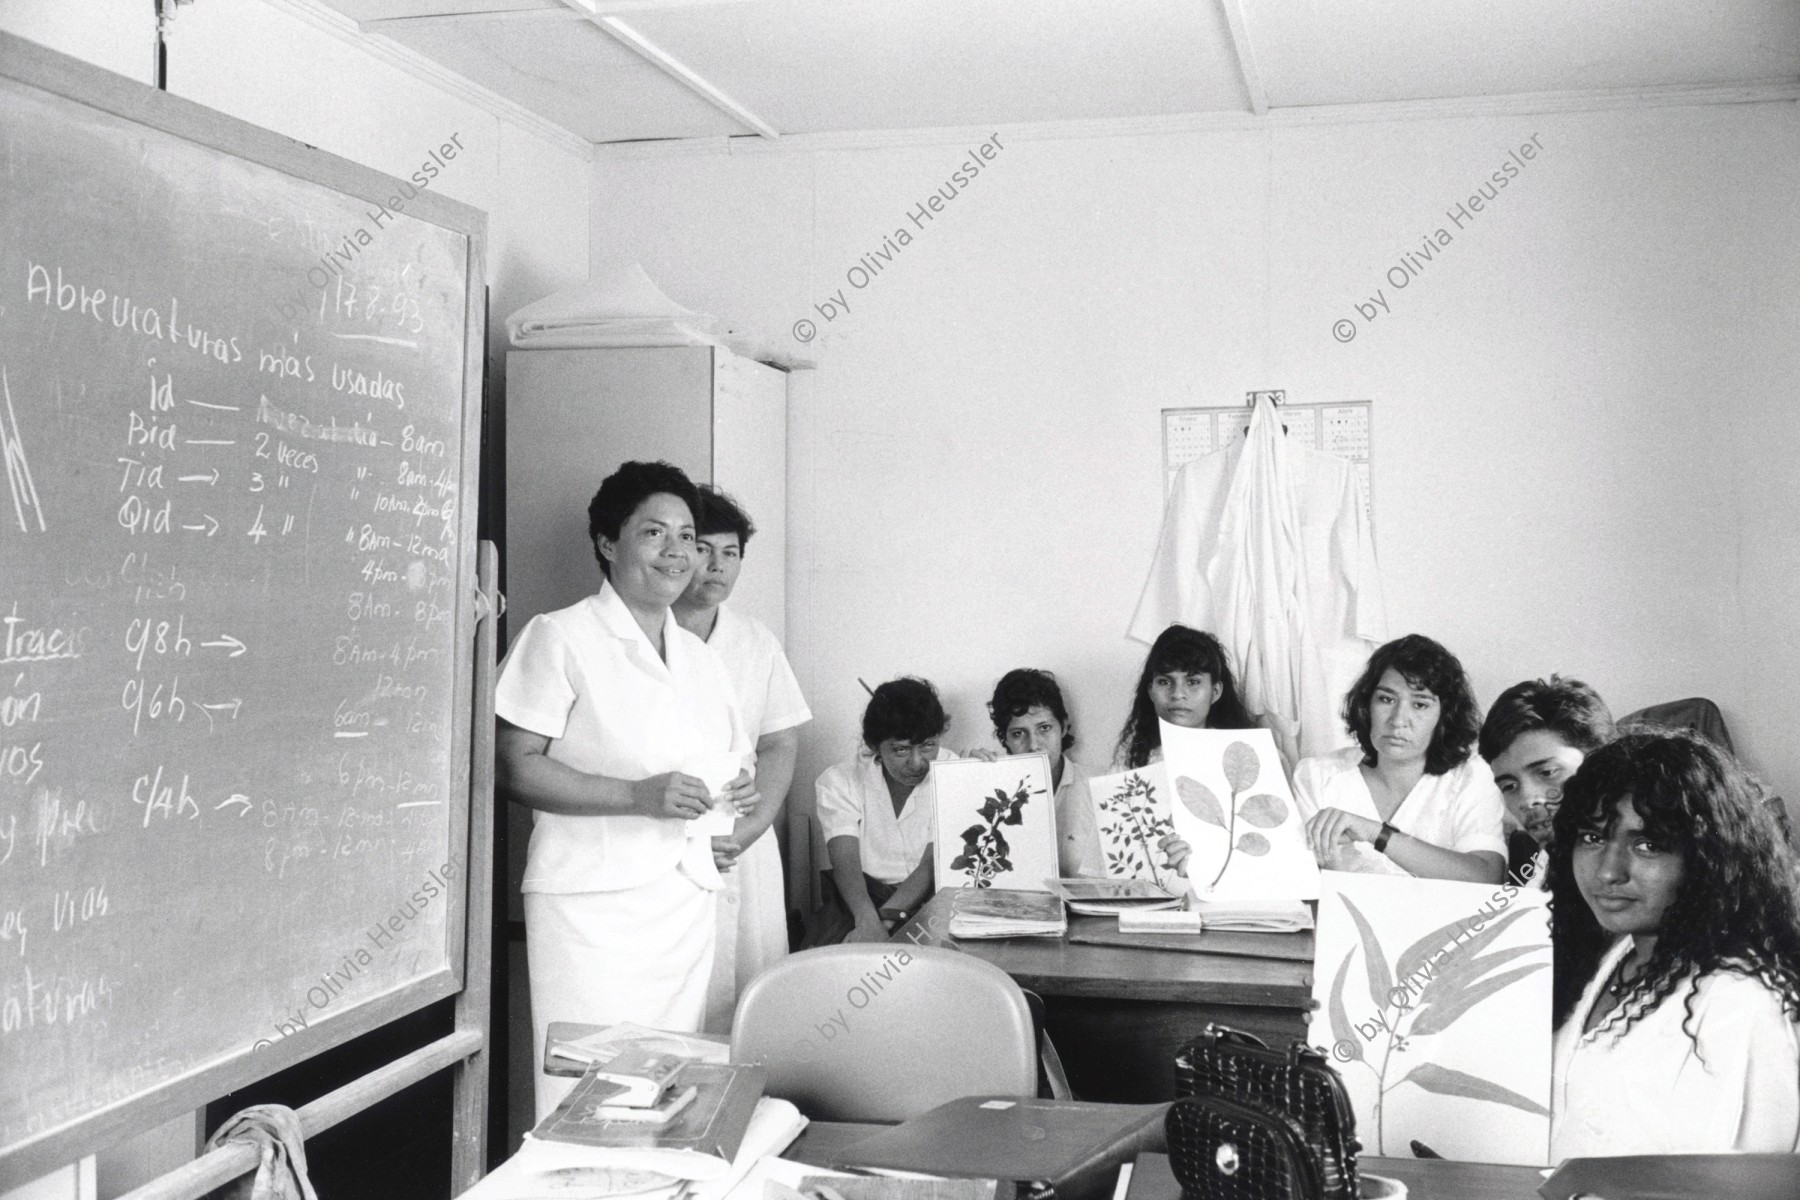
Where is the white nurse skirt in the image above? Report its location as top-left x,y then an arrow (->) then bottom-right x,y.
702,830 -> 790,1033
525,869 -> 716,1120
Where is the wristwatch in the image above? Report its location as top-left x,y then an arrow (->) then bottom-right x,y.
1372,822 -> 1399,854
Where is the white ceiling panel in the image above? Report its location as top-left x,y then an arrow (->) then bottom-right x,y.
1245,0 -> 1800,108
377,12 -> 748,141
619,0 -> 1252,134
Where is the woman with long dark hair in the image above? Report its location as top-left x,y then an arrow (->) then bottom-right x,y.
1548,730 -> 1800,1158
1113,624 -> 1257,770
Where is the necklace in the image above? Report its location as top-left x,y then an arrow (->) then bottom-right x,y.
1605,955 -> 1642,998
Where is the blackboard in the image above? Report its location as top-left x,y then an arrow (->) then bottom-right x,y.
0,35 -> 486,1182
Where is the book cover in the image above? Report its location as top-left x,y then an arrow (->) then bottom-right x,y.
830,1097 -> 1168,1200
591,1045 -> 686,1107
532,1062 -> 767,1160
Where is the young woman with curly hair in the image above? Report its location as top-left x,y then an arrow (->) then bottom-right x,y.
1292,634 -> 1506,881
1113,624 -> 1258,771
1548,730 -> 1800,1158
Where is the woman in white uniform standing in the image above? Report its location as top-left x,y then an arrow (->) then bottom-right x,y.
672,485 -> 812,1033
495,461 -> 756,1119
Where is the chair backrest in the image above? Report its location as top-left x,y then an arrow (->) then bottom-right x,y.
730,943 -> 1037,1122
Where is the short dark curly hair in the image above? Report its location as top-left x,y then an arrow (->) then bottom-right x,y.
1479,675 -> 1615,764
694,484 -> 755,551
1343,634 -> 1480,775
586,461 -> 700,578
988,669 -> 1074,752
1548,730 -> 1800,1040
861,677 -> 950,749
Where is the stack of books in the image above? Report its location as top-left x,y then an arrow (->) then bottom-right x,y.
534,1060 -> 767,1151
946,887 -> 1068,939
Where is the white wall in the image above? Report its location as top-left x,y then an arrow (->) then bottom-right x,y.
590,102 -> 1800,827
0,2 -> 591,1193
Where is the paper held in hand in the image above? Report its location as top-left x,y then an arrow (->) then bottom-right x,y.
1160,724 -> 1321,900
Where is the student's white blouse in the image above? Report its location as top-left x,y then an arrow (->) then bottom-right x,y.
1055,758 -> 1106,878
1291,746 -> 1506,872
1552,935 -> 1800,1159
815,746 -> 956,884
705,604 -> 811,741
495,580 -> 749,895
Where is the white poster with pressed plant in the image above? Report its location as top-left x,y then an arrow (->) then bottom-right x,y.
1086,766 -> 1178,887
930,754 -> 1059,891
1161,724 -> 1321,899
1309,871 -> 1552,1165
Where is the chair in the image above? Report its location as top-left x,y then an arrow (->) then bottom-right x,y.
730,943 -> 1038,1122
1620,697 -> 1791,843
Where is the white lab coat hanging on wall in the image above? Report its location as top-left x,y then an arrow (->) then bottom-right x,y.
1128,396 -> 1387,764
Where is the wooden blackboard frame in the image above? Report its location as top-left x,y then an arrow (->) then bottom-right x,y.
0,32 -> 492,1189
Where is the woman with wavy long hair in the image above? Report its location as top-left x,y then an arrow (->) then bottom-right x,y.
1549,730 -> 1800,1158
1113,624 -> 1257,771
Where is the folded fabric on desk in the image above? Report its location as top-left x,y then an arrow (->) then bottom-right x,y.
505,264 -> 721,349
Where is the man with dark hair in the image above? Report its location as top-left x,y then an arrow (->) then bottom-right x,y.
672,485 -> 811,1030
1479,675 -> 1615,885
809,677 -> 954,945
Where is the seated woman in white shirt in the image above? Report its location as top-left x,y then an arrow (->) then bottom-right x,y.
1293,634 -> 1505,882
1113,624 -> 1259,770
1477,675 -> 1614,888
1549,730 -> 1800,1159
812,677 -> 954,945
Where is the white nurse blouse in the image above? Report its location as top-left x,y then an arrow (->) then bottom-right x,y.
495,578 -> 749,895
1552,935 -> 1800,1159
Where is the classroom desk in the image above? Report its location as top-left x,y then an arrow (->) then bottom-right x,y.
893,892 -> 1315,1103
784,1124 -> 1546,1200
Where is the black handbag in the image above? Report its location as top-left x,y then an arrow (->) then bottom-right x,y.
1166,1093 -> 1322,1200
1168,1025 -> 1360,1200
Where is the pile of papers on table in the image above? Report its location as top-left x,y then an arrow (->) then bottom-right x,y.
1044,877 -> 1182,917
1188,897 -> 1313,933
467,1023 -> 803,1200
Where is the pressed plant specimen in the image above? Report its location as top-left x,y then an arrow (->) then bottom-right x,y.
1174,739 -> 1289,888
1096,771 -> 1175,886
950,776 -> 1041,887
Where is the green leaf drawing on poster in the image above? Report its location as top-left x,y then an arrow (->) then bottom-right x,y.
1175,776 -> 1227,828
1326,889 -> 1551,1153
1238,793 -> 1288,828
1397,1063 -> 1549,1117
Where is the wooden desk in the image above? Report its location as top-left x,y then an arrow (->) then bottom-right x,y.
785,1125 -> 1545,1200
893,892 -> 1315,1103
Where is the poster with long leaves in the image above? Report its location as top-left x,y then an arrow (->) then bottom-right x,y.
931,754 -> 1058,891
1087,766 -> 1177,886
1161,724 -> 1320,899
1310,872 -> 1552,1165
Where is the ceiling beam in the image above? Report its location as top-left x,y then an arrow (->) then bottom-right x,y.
552,1 -> 780,139
359,10 -> 585,31
1216,0 -> 1268,116
592,78 -> 1800,158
